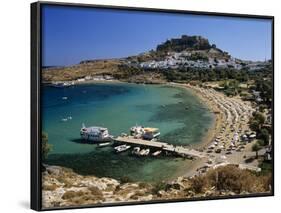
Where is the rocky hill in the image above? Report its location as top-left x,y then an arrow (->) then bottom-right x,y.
42,35 -> 269,83
156,35 -> 212,52
42,165 -> 271,209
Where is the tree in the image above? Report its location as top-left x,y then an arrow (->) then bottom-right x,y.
249,120 -> 260,132
252,143 -> 262,159
42,132 -> 52,161
254,112 -> 266,125
259,128 -> 270,145
256,79 -> 272,103
257,139 -> 265,147
258,104 -> 267,113
250,111 -> 266,132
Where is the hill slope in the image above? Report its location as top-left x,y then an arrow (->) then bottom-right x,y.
42,35 -> 268,82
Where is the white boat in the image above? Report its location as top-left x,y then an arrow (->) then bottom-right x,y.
152,150 -> 162,156
97,142 -> 112,147
114,144 -> 131,153
139,149 -> 150,156
62,96 -> 68,100
80,123 -> 112,142
61,118 -> 68,122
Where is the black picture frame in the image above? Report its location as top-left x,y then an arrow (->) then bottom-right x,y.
31,1 -> 274,211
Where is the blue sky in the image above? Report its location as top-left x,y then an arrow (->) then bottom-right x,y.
42,5 -> 272,66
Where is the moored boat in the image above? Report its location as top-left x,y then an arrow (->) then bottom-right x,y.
114,144 -> 131,153
139,149 -> 150,156
97,142 -> 112,147
152,150 -> 162,156
80,123 -> 112,142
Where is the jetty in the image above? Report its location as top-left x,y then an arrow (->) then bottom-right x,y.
114,136 -> 206,159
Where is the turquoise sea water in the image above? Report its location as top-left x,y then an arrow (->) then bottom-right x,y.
42,82 -> 214,182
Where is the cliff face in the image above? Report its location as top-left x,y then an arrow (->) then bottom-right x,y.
42,165 -> 271,209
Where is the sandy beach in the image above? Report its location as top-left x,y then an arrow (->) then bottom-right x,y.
174,83 -> 263,177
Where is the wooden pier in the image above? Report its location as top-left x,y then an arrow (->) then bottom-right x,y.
114,136 -> 206,158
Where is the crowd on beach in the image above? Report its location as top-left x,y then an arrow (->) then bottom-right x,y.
184,84 -> 263,176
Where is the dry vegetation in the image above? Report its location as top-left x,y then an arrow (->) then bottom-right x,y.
189,165 -> 271,194
42,59 -> 121,82
42,165 -> 272,208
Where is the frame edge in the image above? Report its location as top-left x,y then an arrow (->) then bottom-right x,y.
31,1 -> 42,211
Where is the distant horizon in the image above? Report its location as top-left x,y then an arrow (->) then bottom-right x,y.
42,5 -> 272,67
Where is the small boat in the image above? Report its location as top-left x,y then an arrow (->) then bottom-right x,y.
114,144 -> 131,153
139,149 -> 150,156
62,96 -> 68,100
132,147 -> 141,155
152,150 -> 162,156
97,142 -> 112,148
61,118 -> 68,122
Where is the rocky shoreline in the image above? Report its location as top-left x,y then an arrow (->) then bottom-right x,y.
42,164 -> 271,208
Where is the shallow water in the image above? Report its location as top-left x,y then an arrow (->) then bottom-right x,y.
42,82 -> 214,182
